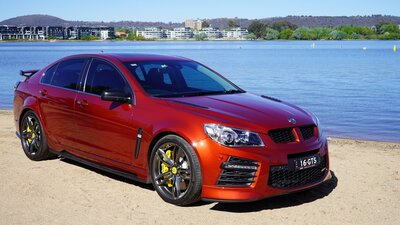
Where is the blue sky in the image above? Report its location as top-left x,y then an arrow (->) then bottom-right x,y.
0,0 -> 399,22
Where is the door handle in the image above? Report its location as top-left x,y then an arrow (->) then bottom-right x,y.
39,89 -> 48,96
76,99 -> 89,107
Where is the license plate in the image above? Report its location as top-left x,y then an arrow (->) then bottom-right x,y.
289,154 -> 320,171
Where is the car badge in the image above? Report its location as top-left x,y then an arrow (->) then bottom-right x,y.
288,117 -> 297,124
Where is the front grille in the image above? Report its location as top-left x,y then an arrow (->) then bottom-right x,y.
300,125 -> 315,140
217,157 -> 259,187
268,155 -> 328,189
268,128 -> 296,143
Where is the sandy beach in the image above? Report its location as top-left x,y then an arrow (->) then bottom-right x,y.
0,109 -> 399,225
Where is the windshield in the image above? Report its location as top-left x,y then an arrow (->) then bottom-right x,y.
123,60 -> 243,97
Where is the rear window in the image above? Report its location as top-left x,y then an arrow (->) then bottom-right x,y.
51,59 -> 87,90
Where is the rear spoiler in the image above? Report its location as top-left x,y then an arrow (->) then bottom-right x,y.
20,69 -> 39,77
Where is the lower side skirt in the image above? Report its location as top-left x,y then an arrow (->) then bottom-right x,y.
52,150 -> 146,184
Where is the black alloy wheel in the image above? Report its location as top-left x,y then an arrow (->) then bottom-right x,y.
20,111 -> 54,161
150,135 -> 202,205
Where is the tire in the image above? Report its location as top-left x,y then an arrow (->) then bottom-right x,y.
20,111 -> 55,161
150,135 -> 202,206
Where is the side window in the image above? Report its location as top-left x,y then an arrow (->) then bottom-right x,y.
51,59 -> 86,90
85,59 -> 127,96
41,64 -> 57,84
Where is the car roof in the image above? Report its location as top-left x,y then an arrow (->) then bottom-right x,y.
66,53 -> 191,62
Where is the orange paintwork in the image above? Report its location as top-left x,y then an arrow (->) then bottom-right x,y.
14,54 -> 330,202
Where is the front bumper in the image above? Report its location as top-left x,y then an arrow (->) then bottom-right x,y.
194,135 -> 330,202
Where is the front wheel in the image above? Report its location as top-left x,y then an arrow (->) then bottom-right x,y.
150,135 -> 202,205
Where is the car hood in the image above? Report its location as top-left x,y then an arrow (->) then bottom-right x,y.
165,93 -> 314,133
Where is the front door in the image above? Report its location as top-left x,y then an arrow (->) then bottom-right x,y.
74,59 -> 136,165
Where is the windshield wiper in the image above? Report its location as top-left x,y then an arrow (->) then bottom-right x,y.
224,89 -> 243,94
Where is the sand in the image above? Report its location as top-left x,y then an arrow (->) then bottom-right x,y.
0,109 -> 399,225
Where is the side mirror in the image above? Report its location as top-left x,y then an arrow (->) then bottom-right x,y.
101,90 -> 131,103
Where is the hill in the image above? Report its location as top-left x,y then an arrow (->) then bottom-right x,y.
206,15 -> 400,28
0,14 -> 69,26
1,14 -> 400,29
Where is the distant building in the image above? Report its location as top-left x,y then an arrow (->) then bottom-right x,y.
185,19 -> 203,31
166,27 -> 193,39
115,31 -> 128,37
0,25 -> 114,40
47,26 -> 64,39
136,27 -> 165,39
65,27 -> 78,39
222,28 -> 248,39
197,27 -> 222,39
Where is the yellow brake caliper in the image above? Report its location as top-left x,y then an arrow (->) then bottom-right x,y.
26,125 -> 34,143
161,145 -> 174,187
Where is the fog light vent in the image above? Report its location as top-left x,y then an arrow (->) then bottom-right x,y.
217,157 -> 258,187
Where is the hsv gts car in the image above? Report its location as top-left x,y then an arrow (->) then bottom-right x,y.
14,54 -> 331,205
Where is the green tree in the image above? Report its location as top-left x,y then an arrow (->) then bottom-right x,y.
329,30 -> 347,40
248,20 -> 266,39
80,35 -> 99,41
126,31 -> 137,40
245,33 -> 257,40
263,28 -> 279,40
227,19 -> 239,29
194,33 -> 207,41
293,27 -> 311,40
310,27 -> 334,40
279,29 -> 293,39
379,23 -> 400,34
271,20 -> 297,32
202,21 -> 210,28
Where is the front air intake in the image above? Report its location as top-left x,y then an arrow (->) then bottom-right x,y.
217,157 -> 259,187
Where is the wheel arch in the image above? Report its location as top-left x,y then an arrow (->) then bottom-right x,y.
147,131 -> 190,164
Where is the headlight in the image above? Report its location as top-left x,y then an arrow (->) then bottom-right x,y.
204,124 -> 264,147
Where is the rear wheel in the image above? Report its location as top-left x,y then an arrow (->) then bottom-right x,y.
20,111 -> 54,161
150,135 -> 202,205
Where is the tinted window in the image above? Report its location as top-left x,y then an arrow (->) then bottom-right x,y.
51,59 -> 86,90
85,59 -> 127,96
180,65 -> 222,90
41,64 -> 57,84
124,60 -> 240,97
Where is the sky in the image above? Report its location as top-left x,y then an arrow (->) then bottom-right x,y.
0,0 -> 399,22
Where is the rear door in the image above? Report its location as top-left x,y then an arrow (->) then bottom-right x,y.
38,58 -> 88,148
74,58 -> 136,165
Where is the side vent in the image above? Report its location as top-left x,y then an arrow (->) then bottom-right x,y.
134,128 -> 143,158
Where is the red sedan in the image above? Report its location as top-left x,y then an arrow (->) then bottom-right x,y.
14,54 -> 331,205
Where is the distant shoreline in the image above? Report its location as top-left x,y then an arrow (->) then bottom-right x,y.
1,39 -> 400,43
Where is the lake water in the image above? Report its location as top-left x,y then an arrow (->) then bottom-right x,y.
0,41 -> 399,142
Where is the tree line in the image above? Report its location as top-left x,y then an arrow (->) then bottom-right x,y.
246,20 -> 400,40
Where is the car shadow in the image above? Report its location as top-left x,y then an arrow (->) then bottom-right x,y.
209,171 -> 338,212
58,157 -> 337,210
60,158 -> 155,191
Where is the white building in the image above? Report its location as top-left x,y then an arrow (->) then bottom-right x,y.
166,27 -> 193,39
197,27 -> 222,39
136,27 -> 165,39
222,28 -> 248,39
100,30 -> 109,40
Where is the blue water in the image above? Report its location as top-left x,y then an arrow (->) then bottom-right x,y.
1,41 -> 399,142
